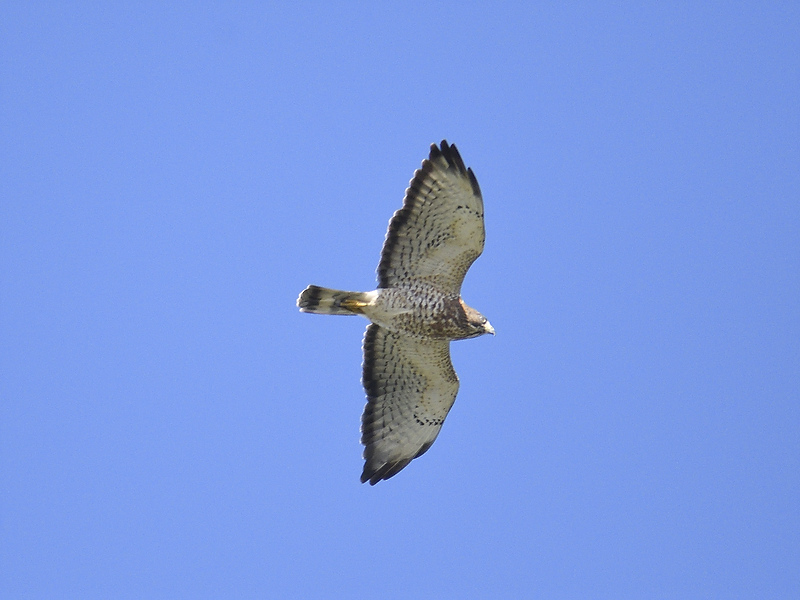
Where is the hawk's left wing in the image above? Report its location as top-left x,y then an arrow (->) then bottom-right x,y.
360,324 -> 459,485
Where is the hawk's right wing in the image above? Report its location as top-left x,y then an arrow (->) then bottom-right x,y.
377,141 -> 484,295
360,324 -> 459,485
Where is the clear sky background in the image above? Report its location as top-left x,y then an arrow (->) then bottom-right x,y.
2,3 -> 798,598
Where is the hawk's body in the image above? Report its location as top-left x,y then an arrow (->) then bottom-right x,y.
297,141 -> 493,484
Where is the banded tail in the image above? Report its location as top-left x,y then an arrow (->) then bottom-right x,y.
297,285 -> 371,315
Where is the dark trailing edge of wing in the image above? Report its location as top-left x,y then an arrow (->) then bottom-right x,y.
377,140 -> 481,289
359,324 -> 395,484
360,325 -> 379,398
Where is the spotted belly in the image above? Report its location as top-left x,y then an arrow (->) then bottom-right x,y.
363,287 -> 472,340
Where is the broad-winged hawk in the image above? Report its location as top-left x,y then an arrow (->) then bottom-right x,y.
297,141 -> 493,484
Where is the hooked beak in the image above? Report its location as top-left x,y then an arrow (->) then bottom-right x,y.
484,320 -> 495,336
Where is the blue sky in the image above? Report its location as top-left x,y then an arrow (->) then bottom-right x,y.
2,2 -> 798,598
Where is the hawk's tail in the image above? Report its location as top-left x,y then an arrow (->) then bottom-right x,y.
297,285 -> 371,316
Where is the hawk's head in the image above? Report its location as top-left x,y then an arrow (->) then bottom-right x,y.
460,301 -> 495,338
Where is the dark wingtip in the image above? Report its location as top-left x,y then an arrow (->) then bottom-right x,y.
430,140 -> 461,170
467,166 -> 481,197
429,140 -> 480,196
360,457 -> 413,485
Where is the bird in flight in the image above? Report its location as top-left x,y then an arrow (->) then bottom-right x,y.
297,141 -> 494,484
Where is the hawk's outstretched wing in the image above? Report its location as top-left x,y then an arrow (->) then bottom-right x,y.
360,324 -> 459,484
377,141 -> 484,295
